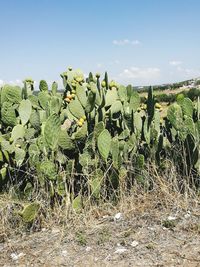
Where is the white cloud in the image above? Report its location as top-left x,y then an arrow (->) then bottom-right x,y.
112,39 -> 141,46
169,61 -> 182,66
118,67 -> 161,85
119,67 -> 160,80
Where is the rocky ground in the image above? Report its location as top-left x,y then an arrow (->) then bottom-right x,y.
1,196 -> 200,267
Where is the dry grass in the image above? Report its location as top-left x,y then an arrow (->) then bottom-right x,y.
0,171 -> 199,266
0,162 -> 199,241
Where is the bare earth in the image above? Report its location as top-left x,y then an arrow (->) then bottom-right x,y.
1,199 -> 200,267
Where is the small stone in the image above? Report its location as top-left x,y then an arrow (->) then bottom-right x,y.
62,250 -> 68,256
85,246 -> 92,252
51,228 -> 60,234
167,216 -> 176,221
114,247 -> 127,254
114,212 -> 123,222
102,215 -> 110,219
184,211 -> 191,219
131,240 -> 139,247
10,252 -> 25,261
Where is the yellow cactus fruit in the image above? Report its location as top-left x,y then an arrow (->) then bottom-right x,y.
82,115 -> 86,120
109,80 -> 115,89
68,94 -> 73,100
79,118 -> 84,123
77,121 -> 83,127
141,104 -> 147,110
71,89 -> 76,94
71,82 -> 76,88
101,81 -> 106,87
95,73 -> 100,78
65,97 -> 71,103
76,76 -> 84,83
71,93 -> 76,99
143,104 -> 147,110
15,144 -> 21,148
155,103 -> 162,109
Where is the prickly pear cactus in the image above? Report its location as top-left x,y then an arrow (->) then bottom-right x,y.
19,99 -> 32,125
97,129 -> 111,161
0,68 -> 199,204
30,110 -> 41,130
167,103 -> 183,130
39,80 -> 48,91
105,87 -> 119,107
39,160 -> 57,180
73,121 -> 88,140
180,98 -> 194,117
51,81 -> 58,95
58,130 -> 75,150
38,91 -> 50,110
111,138 -> 120,169
76,84 -> 87,108
1,85 -> 22,104
44,114 -> 61,150
129,91 -> 140,113
11,125 -> 25,142
68,97 -> 85,119
1,102 -> 17,126
21,203 -> 40,223
49,96 -> 62,115
85,91 -> 96,113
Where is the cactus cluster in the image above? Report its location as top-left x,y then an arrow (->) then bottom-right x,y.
0,67 -> 199,207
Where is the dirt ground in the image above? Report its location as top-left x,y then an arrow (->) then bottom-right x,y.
1,196 -> 200,267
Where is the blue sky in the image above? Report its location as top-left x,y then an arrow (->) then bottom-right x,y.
0,0 -> 200,87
